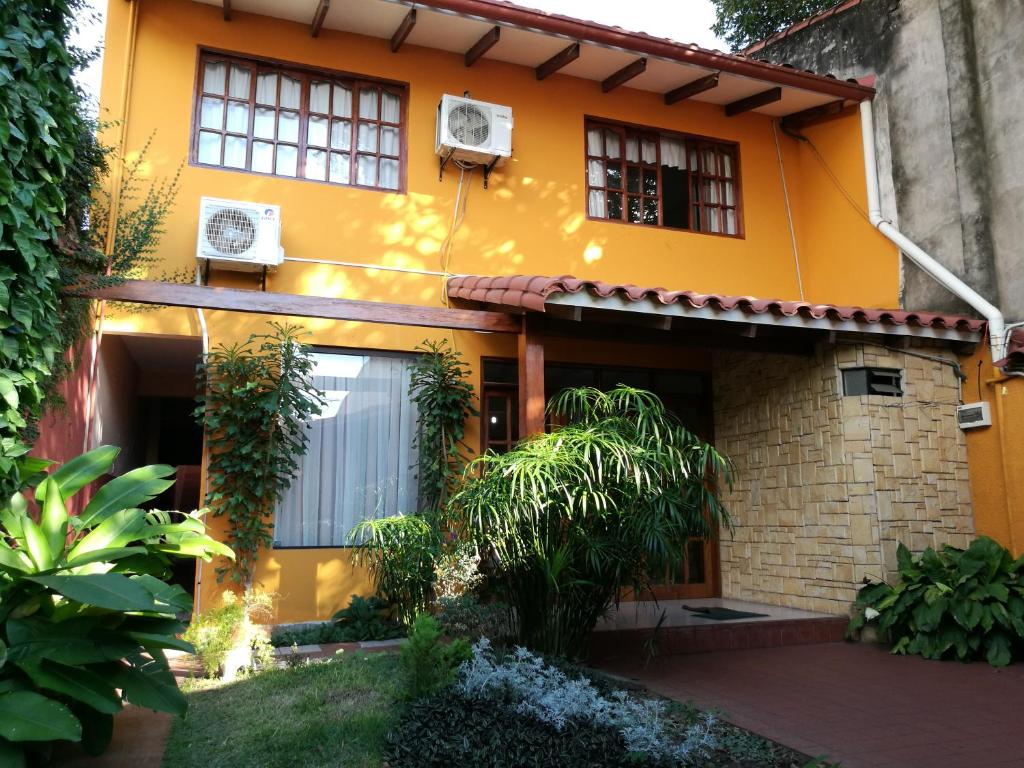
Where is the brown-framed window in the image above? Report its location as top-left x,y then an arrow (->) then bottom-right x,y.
193,51 -> 405,191
585,119 -> 741,236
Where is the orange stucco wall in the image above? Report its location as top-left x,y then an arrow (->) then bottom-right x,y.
97,0 -> 906,622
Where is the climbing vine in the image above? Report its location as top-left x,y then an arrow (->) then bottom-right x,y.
408,339 -> 478,519
195,323 -> 325,587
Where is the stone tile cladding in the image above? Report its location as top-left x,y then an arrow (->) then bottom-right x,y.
713,342 -> 974,615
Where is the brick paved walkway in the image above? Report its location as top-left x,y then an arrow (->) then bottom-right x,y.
597,642 -> 1024,768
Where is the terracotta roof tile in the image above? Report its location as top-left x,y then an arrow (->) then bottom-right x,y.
995,328 -> 1024,369
446,273 -> 986,333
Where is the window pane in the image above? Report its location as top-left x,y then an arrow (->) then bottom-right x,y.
588,188 -> 606,217
692,205 -> 702,231
228,66 -> 250,99
487,396 -> 508,442
626,166 -> 640,194
255,73 -> 277,105
706,207 -> 721,233
643,198 -> 658,225
381,92 -> 400,123
606,162 -> 621,190
380,126 -> 400,156
380,158 -> 399,190
607,191 -> 622,219
641,138 -> 657,164
278,110 -> 299,143
725,208 -> 737,235
200,97 -> 223,129
333,85 -> 352,117
305,148 -> 327,181
586,127 -> 603,156
197,131 -> 221,164
254,107 -> 275,139
310,81 -> 330,114
643,169 -> 657,196
703,179 -> 719,204
357,123 -> 378,152
627,195 -> 641,223
358,88 -> 379,120
356,154 -> 377,186
224,135 -> 246,168
308,115 -> 328,147
604,129 -> 620,159
225,101 -> 249,133
252,141 -> 274,173
329,152 -> 351,184
276,144 -> 298,177
724,181 -> 734,206
702,147 -> 716,174
280,76 -> 301,109
722,152 -> 733,178
331,119 -> 351,150
587,159 -> 604,187
203,61 -> 226,94
688,147 -> 698,171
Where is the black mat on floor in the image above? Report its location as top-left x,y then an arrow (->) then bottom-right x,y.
682,605 -> 770,621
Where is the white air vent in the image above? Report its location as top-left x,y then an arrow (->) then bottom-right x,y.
957,401 -> 992,430
197,197 -> 282,270
436,94 -> 513,165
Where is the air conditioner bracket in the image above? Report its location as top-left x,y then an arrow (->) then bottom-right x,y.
482,155 -> 501,189
438,148 -> 455,181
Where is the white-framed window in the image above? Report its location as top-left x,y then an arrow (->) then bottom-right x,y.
273,351 -> 419,547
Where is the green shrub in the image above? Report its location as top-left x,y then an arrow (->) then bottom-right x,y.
269,595 -> 405,647
850,536 -> 1024,666
184,591 -> 274,677
0,446 -> 233,762
399,613 -> 471,700
436,595 -> 513,643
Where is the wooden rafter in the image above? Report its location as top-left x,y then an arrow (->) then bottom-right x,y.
725,86 -> 782,117
465,25 -> 500,67
390,8 -> 417,53
310,0 -> 330,38
664,72 -> 719,105
535,42 -> 579,80
781,99 -> 846,130
68,280 -> 522,334
601,57 -> 646,93
222,0 -> 231,21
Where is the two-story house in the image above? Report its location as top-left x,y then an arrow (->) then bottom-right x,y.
43,0 -> 1020,624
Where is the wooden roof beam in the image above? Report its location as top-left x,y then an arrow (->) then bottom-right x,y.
310,0 -> 330,38
465,25 -> 500,67
602,57 -> 646,93
725,86 -> 782,116
781,99 -> 846,130
390,8 -> 417,53
664,72 -> 719,105
222,0 -> 231,21
536,42 -> 579,80
68,280 -> 522,334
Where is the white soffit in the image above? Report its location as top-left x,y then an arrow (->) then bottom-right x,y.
191,0 -> 853,116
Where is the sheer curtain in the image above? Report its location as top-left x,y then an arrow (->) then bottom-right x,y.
273,353 -> 419,547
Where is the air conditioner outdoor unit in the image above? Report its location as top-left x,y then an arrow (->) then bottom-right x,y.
436,94 -> 513,165
957,401 -> 992,430
197,197 -> 283,270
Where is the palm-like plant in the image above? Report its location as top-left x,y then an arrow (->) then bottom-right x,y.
452,386 -> 732,658
0,446 -> 233,763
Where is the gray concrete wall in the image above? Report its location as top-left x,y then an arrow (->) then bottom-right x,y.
755,0 -> 1023,323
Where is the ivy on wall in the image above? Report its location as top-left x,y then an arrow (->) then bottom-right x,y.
195,323 -> 325,587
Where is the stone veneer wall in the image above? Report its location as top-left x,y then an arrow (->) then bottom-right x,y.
712,342 -> 974,615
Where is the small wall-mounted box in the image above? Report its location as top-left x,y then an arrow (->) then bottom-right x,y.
956,401 -> 992,430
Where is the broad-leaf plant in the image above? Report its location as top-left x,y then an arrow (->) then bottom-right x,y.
0,445 -> 233,764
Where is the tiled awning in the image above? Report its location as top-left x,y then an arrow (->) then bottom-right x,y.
995,328 -> 1024,369
446,274 -> 986,345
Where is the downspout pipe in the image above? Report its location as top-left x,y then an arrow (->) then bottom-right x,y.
859,99 -> 1006,364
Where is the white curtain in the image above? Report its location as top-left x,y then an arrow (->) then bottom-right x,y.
228,66 -> 250,99
588,189 -> 606,217
255,73 -> 277,105
203,61 -> 226,94
586,127 -> 602,156
274,353 -> 419,547
381,92 -> 400,123
660,136 -> 686,170
309,81 -> 330,114
625,137 -> 657,164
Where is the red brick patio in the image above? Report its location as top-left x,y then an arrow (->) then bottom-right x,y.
597,642 -> 1024,768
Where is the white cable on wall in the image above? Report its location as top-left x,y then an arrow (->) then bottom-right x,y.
773,120 -> 806,302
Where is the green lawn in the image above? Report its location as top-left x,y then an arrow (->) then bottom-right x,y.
163,653 -> 400,768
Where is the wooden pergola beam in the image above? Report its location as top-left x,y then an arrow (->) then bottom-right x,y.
222,0 -> 231,21
664,72 -> 719,105
536,42 -> 579,80
69,280 -> 522,334
465,25 -> 500,67
601,57 -> 646,93
390,8 -> 417,53
725,86 -> 782,117
781,99 -> 846,130
310,0 -> 330,38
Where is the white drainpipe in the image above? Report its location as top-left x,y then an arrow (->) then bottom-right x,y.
859,99 -> 1006,363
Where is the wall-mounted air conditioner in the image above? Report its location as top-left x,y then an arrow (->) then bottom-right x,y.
957,401 -> 992,430
197,197 -> 283,270
436,94 -> 513,166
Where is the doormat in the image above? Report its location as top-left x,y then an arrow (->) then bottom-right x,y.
682,605 -> 769,621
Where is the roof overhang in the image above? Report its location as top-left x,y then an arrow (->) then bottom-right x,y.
193,0 -> 874,118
